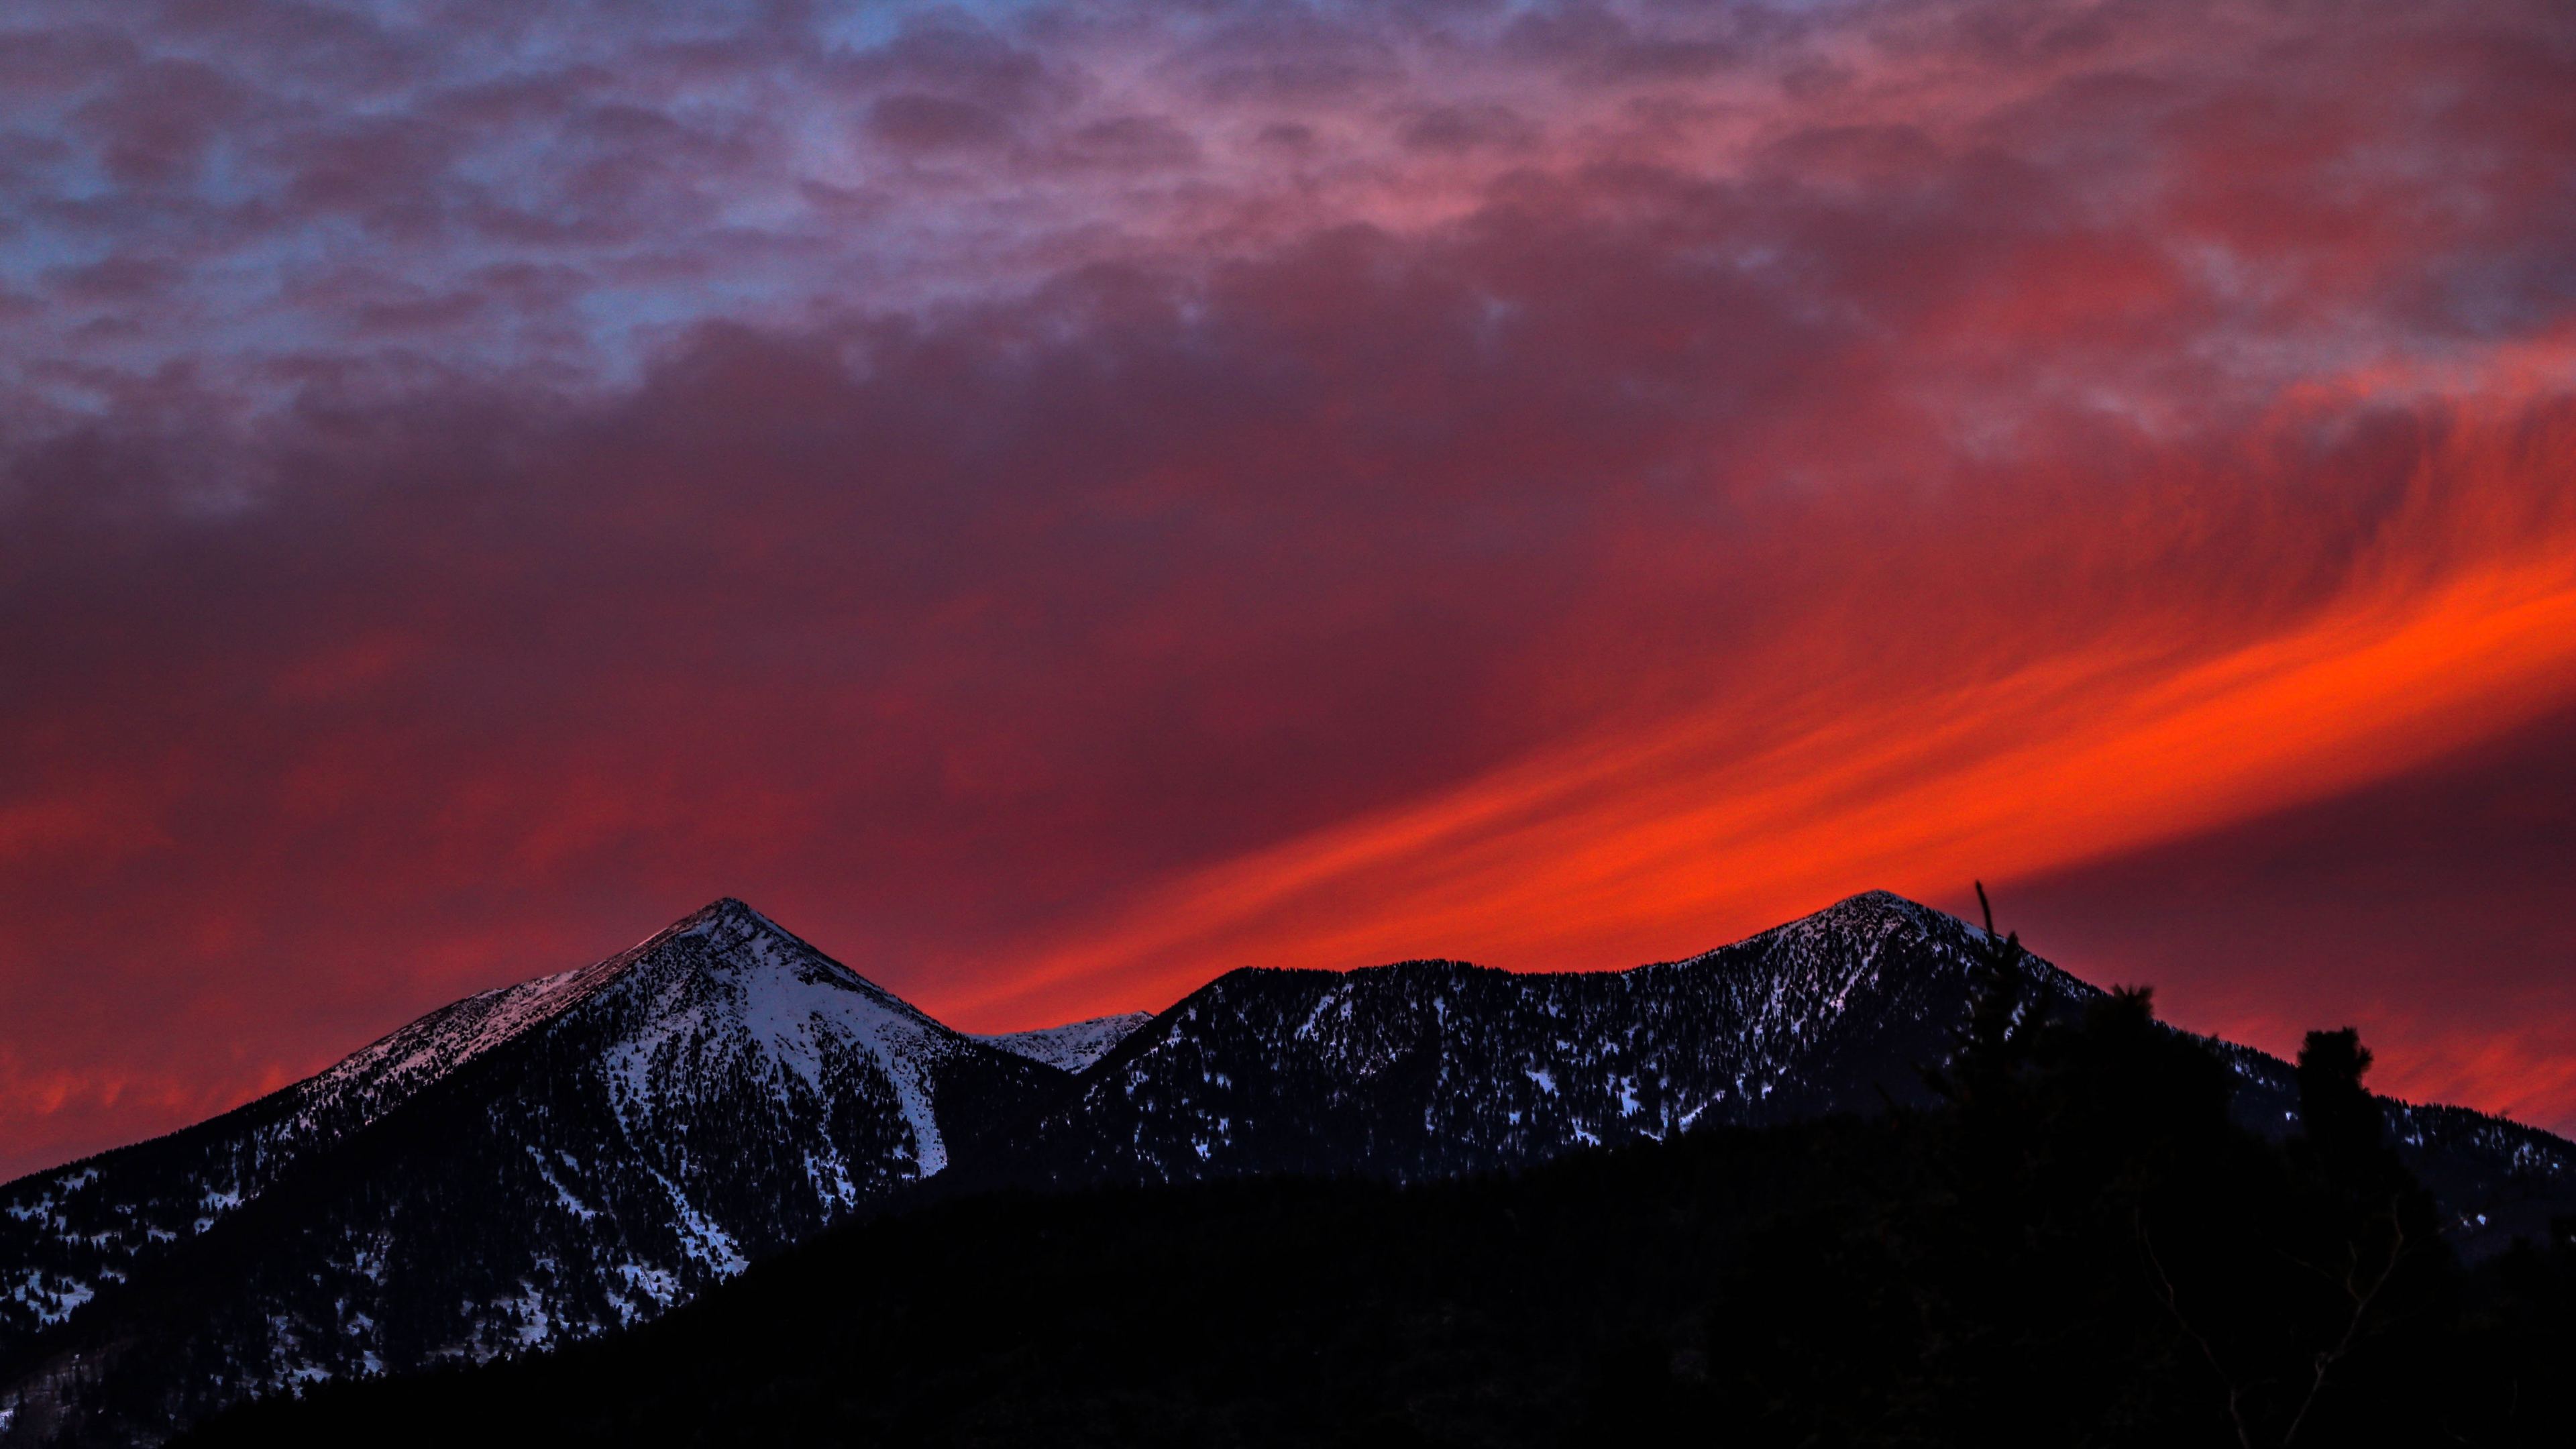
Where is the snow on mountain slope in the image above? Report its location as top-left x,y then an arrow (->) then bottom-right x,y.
975,1014 -> 1154,1073
305,953 -> 634,1119
0,938 -> 636,1356
0,900 -> 1059,1443
582,898 -> 970,1181
1010,892 -> 2575,1248
0,904 -> 815,1355
1010,890 -> 2041,1185
9,890 -> 2571,1448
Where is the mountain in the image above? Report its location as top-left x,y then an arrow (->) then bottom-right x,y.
974,1013 -> 1155,1073
2,949 -> 629,1352
982,892 -> 2576,1251
0,900 -> 1063,1444
972,890 -> 2064,1189
5,890 -> 2572,1446
170,1004 -> 2576,1449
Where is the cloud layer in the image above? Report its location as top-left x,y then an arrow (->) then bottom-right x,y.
5,0 -> 2576,1175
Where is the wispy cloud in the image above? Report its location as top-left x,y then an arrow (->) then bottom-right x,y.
5,0 -> 2575,1175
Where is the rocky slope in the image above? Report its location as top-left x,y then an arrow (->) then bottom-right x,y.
5,890 -> 2570,1446
996,893 -> 2575,1251
0,901 -> 1062,1443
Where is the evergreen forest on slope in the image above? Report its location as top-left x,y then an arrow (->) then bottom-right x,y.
180,954 -> 2576,1449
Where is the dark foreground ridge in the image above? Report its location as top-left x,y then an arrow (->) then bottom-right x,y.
184,989 -> 2576,1448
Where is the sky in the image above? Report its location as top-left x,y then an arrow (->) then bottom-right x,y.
3,0 -> 2575,1180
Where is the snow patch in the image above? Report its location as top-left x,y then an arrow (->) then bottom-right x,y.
975,1012 -> 1154,1073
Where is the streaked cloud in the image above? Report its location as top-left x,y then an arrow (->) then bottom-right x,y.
4,0 -> 2574,1176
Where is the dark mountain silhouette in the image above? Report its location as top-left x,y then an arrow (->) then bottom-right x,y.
177,987 -> 2576,1448
3,891 -> 2569,1445
962,893 -> 2572,1254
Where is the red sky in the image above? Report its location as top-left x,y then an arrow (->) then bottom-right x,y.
5,0 -> 2576,1180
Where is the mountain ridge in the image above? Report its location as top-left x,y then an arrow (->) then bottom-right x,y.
0,898 -> 1069,1441
994,890 -> 2571,1226
5,889 -> 2572,1446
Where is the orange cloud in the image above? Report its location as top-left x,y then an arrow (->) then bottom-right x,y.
10,0 -> 2576,1175
963,387 -> 2576,1025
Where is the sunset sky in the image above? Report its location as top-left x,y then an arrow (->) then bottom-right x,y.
5,0 -> 2575,1181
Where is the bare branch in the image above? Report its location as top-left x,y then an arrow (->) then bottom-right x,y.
2139,1213 -> 2255,1449
2281,1197 -> 2410,1448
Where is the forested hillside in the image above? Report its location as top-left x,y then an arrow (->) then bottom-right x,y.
183,981 -> 2576,1448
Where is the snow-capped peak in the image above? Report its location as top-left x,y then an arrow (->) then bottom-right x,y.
2,898 -> 1093,1421
0,897 -> 1016,1371
295,898 -> 867,1135
553,898 -> 968,1177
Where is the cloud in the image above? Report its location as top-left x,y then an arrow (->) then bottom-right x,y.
869,92 -> 1017,150
2012,698 -> 2576,1134
4,0 -> 2576,1175
1393,103 -> 1541,154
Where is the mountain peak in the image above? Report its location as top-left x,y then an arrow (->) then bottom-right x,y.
1824,888 -> 1935,920
1756,890 -> 1970,947
0,895 -> 1077,1419
642,897 -> 822,974
667,896 -> 772,934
